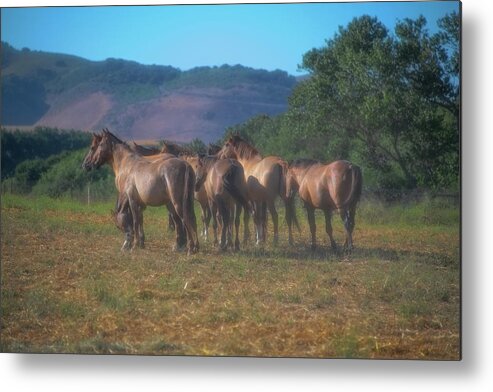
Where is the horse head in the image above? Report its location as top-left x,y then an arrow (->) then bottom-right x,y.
194,157 -> 208,192
218,137 -> 238,159
82,128 -> 114,170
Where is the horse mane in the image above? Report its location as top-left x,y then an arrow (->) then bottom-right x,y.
103,129 -> 131,150
131,141 -> 160,156
230,136 -> 261,160
198,155 -> 219,172
289,158 -> 321,169
161,140 -> 193,156
207,143 -> 221,155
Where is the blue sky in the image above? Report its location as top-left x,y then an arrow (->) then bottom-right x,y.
1,1 -> 459,75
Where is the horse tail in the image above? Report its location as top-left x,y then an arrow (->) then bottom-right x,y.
278,160 -> 288,202
339,163 -> 363,210
279,161 -> 301,232
223,163 -> 251,213
182,162 -> 198,245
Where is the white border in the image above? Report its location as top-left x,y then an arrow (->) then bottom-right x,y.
2,0 -> 492,391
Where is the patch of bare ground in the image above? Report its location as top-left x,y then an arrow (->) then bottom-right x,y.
117,89 -> 286,143
35,92 -> 113,131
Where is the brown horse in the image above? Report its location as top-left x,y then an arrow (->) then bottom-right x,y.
286,159 -> 362,254
218,135 -> 288,245
114,143 -> 177,240
195,155 -> 252,251
82,130 -> 199,254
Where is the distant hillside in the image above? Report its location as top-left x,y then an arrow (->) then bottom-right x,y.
1,42 -> 298,142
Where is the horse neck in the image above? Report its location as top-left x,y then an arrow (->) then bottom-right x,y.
109,143 -> 133,177
235,151 -> 262,173
291,165 -> 313,185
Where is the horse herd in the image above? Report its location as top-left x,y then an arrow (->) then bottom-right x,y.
82,129 -> 362,256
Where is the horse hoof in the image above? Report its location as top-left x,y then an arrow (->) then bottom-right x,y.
173,244 -> 186,252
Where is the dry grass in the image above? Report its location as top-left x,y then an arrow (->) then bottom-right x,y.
0,194 -> 460,359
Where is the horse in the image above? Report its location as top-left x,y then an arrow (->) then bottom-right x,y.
82,129 -> 199,254
113,143 -> 177,241
218,135 -> 289,246
194,155 -> 252,251
285,158 -> 362,254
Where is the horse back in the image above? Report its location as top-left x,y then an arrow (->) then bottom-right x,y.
325,160 -> 361,209
298,160 -> 360,210
129,157 -> 187,206
245,156 -> 285,200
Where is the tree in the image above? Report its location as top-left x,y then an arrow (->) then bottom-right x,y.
183,138 -> 207,154
293,14 -> 459,191
33,149 -> 113,199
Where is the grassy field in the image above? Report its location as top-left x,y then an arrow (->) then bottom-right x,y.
0,193 -> 460,359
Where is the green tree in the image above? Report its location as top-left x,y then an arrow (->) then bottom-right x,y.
183,138 -> 207,154
33,149 -> 113,199
1,127 -> 91,179
293,14 -> 459,190
13,153 -> 66,193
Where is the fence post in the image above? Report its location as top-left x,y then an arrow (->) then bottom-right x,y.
87,182 -> 91,205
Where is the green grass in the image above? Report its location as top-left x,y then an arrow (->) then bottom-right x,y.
357,197 -> 459,227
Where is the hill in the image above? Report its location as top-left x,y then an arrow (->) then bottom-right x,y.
1,42 -> 297,142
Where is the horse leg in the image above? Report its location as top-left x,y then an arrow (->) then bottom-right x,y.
167,202 -> 186,251
216,198 -> 229,251
227,203 -> 234,249
201,203 -> 210,241
121,207 -> 134,251
261,201 -> 268,243
209,201 -> 219,246
172,201 -> 197,255
267,200 -> 279,245
243,204 -> 251,245
128,197 -> 143,251
118,199 -> 133,251
306,204 -> 317,250
323,209 -> 338,251
253,201 -> 263,246
285,199 -> 294,246
341,207 -> 356,254
234,203 -> 241,251
167,212 -> 175,232
136,205 -> 145,248
122,227 -> 134,251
